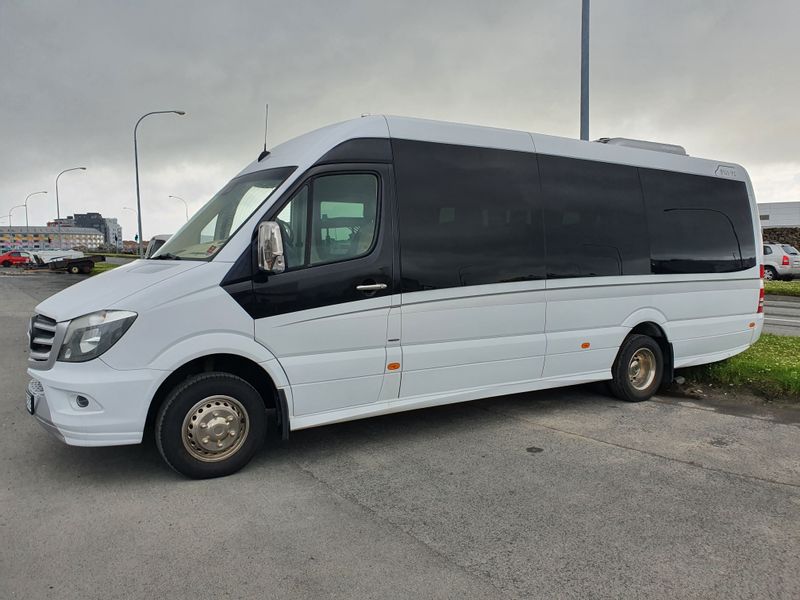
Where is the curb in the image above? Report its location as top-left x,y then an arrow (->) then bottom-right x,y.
765,294 -> 800,303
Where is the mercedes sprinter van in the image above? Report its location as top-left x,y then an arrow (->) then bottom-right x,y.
26,116 -> 764,478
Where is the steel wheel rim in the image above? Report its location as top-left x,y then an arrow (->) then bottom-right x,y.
628,348 -> 657,391
181,395 -> 249,462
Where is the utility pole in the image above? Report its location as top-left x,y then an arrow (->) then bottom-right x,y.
580,0 -> 590,141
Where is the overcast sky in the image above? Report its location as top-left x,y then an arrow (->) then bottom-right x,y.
1,0 -> 798,239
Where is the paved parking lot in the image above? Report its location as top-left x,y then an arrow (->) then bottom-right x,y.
1,271 -> 799,599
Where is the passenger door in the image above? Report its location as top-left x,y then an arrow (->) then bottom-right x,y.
252,165 -> 396,417
391,140 -> 548,401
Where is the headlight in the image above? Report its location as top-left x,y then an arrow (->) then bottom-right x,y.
58,310 -> 137,363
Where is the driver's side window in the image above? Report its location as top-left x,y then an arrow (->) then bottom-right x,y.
276,185 -> 308,269
274,173 -> 378,271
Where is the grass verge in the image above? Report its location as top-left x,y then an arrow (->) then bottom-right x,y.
91,262 -> 120,275
764,279 -> 800,297
679,333 -> 800,402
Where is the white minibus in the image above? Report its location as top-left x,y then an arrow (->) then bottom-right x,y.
26,116 -> 764,478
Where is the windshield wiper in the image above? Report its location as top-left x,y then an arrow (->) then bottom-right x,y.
151,253 -> 182,260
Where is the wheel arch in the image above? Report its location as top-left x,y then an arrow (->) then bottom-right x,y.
623,320 -> 674,389
145,353 -> 290,440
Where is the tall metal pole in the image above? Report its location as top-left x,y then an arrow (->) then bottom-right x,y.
55,167 -> 86,249
8,204 -> 25,243
580,0 -> 590,141
24,191 -> 48,231
134,110 -> 186,257
9,205 -> 25,228
169,195 -> 189,222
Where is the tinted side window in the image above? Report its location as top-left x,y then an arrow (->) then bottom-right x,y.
393,140 -> 544,291
539,155 -> 650,278
640,169 -> 756,274
763,245 -> 772,255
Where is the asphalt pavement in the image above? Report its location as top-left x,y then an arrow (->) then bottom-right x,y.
764,295 -> 800,336
1,271 -> 799,599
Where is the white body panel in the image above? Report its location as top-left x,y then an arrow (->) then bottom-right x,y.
254,297 -> 392,416
25,115 -> 763,447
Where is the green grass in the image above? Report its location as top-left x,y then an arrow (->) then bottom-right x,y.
765,279 -> 800,297
680,333 -> 800,401
90,262 -> 120,275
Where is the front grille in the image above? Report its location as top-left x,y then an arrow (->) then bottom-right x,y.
29,314 -> 57,363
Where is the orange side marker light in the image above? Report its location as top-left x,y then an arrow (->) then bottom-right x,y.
748,322 -> 755,329
387,362 -> 401,371
580,342 -> 590,349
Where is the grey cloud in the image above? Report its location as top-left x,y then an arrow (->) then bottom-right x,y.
1,0 -> 798,236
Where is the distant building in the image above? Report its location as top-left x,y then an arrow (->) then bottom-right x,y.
104,217 -> 123,250
758,201 -> 800,228
47,217 -> 76,228
0,226 -> 104,251
45,212 -> 123,250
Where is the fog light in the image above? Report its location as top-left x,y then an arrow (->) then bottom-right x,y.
76,395 -> 89,408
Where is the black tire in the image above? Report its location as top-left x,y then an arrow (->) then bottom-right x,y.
1,261 -> 10,268
155,372 -> 267,479
608,334 -> 663,402
763,266 -> 777,281
68,265 -> 80,274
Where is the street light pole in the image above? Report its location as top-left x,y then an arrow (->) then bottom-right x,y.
9,205 -> 25,225
168,195 -> 189,222
580,0 -> 590,141
9,205 -> 25,247
134,110 -> 186,257
55,167 -> 86,249
24,190 -> 48,230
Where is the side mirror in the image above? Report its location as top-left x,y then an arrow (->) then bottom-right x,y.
257,221 -> 285,273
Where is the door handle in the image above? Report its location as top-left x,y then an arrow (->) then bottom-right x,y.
356,283 -> 387,291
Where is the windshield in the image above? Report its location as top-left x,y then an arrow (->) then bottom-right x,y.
152,166 -> 295,260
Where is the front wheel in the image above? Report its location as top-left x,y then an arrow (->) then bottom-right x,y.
1,261 -> 10,268
608,334 -> 663,402
156,372 -> 267,478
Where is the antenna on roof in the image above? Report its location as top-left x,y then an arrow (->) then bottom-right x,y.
257,103 -> 270,161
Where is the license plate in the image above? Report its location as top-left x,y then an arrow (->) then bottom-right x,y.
26,390 -> 35,415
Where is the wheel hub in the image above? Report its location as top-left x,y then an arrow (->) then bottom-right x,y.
628,348 -> 656,391
181,395 -> 249,462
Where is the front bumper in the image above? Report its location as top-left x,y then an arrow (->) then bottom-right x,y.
26,359 -> 162,447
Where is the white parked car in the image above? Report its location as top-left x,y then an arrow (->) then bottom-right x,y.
25,116 -> 764,478
762,242 -> 799,280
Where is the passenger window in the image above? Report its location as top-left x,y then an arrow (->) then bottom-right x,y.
763,246 -> 772,255
393,140 -> 545,290
538,155 -> 650,277
273,174 -> 379,270
641,169 -> 756,273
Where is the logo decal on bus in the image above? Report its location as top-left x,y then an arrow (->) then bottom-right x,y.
715,165 -> 738,178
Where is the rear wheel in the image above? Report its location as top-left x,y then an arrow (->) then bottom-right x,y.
1,261 -> 10,268
609,334 -> 663,402
68,264 -> 80,274
764,266 -> 776,281
156,372 -> 267,479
